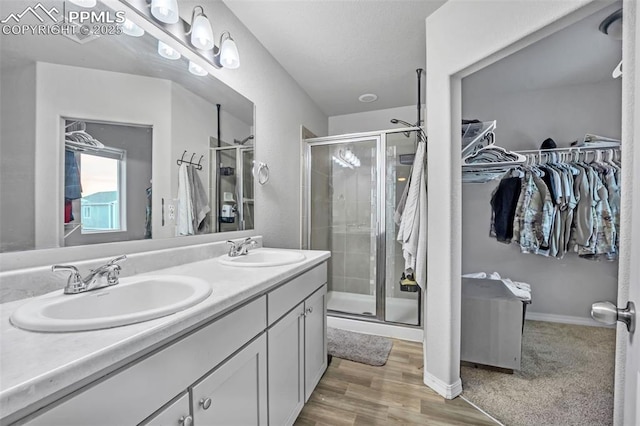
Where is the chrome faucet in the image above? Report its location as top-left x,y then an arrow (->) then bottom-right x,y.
227,238 -> 257,257
52,255 -> 127,294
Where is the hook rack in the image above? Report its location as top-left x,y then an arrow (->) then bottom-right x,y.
176,150 -> 204,170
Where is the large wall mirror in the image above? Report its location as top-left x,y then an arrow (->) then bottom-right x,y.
0,0 -> 255,254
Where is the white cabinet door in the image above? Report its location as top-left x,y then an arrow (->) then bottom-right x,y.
304,284 -> 327,402
191,334 -> 268,426
143,393 -> 191,426
268,302 -> 305,426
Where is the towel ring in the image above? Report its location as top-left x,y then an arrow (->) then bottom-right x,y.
253,161 -> 269,185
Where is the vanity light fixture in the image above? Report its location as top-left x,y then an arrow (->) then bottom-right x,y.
188,61 -> 208,76
215,31 -> 240,69
187,6 -> 214,50
158,40 -> 181,60
68,0 -> 97,7
150,0 -> 179,24
122,19 -> 145,37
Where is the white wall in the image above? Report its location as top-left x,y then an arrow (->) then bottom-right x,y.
198,1 -> 329,249
463,79 -> 622,150
461,79 -> 621,323
0,63 -> 36,252
328,105 -> 420,135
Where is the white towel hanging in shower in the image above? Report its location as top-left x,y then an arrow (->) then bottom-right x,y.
396,139 -> 427,289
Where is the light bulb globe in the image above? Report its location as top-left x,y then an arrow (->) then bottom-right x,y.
191,15 -> 214,50
151,0 -> 179,24
220,37 -> 240,69
158,41 -> 181,60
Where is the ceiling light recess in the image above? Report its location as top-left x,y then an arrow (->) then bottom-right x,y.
358,93 -> 378,103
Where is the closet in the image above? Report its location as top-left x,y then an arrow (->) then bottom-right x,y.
460,4 -> 622,327
457,2 -> 622,424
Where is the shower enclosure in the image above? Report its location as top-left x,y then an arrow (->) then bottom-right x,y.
303,128 -> 422,327
210,145 -> 254,232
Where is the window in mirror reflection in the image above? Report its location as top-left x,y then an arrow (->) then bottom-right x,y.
63,120 -> 152,247
78,150 -> 125,233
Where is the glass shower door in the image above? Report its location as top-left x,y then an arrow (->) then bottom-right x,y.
384,131 -> 421,325
308,138 -> 379,317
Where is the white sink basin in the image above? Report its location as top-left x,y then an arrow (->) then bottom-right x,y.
218,249 -> 306,267
10,275 -> 212,332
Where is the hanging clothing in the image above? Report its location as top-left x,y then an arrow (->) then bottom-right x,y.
488,151 -> 621,261
188,165 -> 211,234
144,186 -> 152,239
395,138 -> 427,289
489,176 -> 521,243
177,163 -> 194,236
64,149 -> 82,200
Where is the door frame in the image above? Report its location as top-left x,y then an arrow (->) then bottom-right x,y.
303,128 -> 423,327
424,2 -> 636,420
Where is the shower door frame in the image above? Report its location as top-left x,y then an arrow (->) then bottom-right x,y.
303,128 -> 422,327
211,145 -> 253,231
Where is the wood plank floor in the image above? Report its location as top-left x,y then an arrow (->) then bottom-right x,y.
295,339 -> 497,426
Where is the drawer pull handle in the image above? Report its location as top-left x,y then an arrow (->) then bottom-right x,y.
200,397 -> 212,410
306,307 -> 313,315
179,415 -> 193,426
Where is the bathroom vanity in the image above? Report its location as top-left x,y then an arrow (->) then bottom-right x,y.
0,248 -> 330,425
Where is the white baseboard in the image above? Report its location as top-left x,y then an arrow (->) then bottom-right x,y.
525,312 -> 614,328
327,316 -> 423,342
423,371 -> 462,399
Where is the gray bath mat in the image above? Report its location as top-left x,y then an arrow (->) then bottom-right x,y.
327,327 -> 393,366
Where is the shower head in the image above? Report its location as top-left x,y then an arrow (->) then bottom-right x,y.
234,135 -> 254,145
390,118 -> 415,128
390,118 -> 417,138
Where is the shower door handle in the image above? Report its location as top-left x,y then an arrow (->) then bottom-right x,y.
591,301 -> 635,333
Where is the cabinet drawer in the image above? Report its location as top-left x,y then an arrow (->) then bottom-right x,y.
25,296 -> 267,426
268,262 -> 327,325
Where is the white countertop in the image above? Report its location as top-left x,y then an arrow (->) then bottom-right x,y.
0,248 -> 330,423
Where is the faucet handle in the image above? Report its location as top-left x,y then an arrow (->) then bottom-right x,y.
106,255 -> 127,267
52,264 -> 81,277
52,265 -> 84,294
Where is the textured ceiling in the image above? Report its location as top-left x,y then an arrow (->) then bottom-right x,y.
223,0 -> 622,119
223,0 -> 447,117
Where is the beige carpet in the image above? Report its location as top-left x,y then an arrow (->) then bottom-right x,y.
461,320 -> 615,426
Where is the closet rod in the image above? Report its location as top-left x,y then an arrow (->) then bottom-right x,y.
516,145 -> 620,155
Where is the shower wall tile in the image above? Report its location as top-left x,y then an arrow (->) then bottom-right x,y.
330,275 -> 345,292
344,252 -> 371,281
344,277 -> 371,296
310,227 -> 331,251
331,251 -> 345,277
346,233 -> 370,254
331,232 -> 346,253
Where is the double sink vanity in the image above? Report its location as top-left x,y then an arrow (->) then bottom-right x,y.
0,240 -> 330,425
